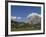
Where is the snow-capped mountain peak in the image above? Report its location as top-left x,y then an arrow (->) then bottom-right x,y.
26,13 -> 41,24
27,13 -> 41,18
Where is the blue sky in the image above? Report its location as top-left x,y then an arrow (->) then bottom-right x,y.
11,5 -> 41,22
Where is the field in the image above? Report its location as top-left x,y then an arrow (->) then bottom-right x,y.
11,21 -> 41,31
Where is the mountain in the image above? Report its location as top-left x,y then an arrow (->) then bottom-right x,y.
11,16 -> 16,21
11,16 -> 22,22
11,13 -> 41,25
26,13 -> 41,24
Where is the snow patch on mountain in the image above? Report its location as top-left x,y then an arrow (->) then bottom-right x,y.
11,16 -> 16,21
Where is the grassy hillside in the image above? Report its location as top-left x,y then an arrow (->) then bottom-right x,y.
11,20 -> 41,31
